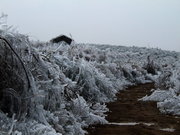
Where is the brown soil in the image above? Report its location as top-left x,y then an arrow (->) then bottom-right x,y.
86,83 -> 180,135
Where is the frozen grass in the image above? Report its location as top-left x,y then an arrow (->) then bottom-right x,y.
0,26 -> 179,134
141,59 -> 180,115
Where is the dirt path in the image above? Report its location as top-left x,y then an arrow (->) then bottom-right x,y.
86,83 -> 180,135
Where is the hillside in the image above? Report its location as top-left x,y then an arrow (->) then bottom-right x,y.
0,29 -> 179,135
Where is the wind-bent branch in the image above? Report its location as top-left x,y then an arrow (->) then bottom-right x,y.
0,36 -> 31,89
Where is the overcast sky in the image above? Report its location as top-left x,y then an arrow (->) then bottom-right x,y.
0,0 -> 180,51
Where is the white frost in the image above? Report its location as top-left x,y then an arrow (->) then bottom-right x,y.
108,122 -> 155,126
160,128 -> 175,132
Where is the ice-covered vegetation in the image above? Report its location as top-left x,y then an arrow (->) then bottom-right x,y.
141,55 -> 180,115
0,23 -> 179,134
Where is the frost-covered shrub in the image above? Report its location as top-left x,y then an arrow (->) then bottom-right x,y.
143,56 -> 158,75
155,71 -> 172,89
0,35 -> 34,120
169,62 -> 180,94
0,31 -> 117,134
141,57 -> 180,115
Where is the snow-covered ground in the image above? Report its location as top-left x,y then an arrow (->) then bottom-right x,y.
0,27 -> 179,135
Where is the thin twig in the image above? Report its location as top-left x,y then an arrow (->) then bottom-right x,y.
8,113 -> 17,135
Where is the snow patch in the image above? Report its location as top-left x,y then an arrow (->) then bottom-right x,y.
140,89 -> 176,102
160,128 -> 175,132
108,122 -> 155,126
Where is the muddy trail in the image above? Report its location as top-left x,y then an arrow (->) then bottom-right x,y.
86,83 -> 180,135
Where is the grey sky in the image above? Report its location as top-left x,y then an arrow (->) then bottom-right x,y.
0,0 -> 180,51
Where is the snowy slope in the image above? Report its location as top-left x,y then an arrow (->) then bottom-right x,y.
0,28 -> 179,135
